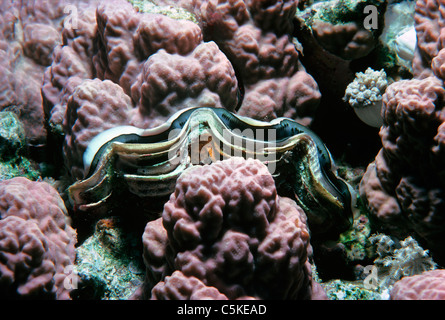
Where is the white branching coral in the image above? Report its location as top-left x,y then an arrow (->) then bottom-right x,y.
343,67 -> 388,127
344,68 -> 388,108
370,234 -> 437,288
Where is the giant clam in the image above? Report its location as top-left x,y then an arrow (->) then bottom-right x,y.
68,107 -> 356,238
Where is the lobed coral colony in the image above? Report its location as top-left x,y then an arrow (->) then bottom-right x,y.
1,0 -> 445,301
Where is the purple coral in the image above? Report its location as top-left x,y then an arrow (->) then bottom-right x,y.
151,271 -> 230,300
192,0 -> 321,123
0,0 -> 98,146
63,79 -> 134,180
130,41 -> 239,123
135,157 -> 318,300
38,0 -> 326,184
360,74 -> 445,260
360,1 -> 445,244
391,270 -> 445,300
359,1 -> 445,262
42,0 -> 241,178
413,0 -> 445,78
0,177 -> 77,299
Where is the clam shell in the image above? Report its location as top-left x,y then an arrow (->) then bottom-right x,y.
68,107 -> 355,237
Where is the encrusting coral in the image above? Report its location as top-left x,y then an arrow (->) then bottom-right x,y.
75,217 -> 145,300
0,177 -> 77,299
132,157 -> 325,300
63,79 -> 134,180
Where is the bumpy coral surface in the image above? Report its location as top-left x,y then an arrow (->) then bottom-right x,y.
43,0 -> 242,178
391,269 -> 445,300
0,177 -> 77,299
151,270 -> 231,300
6,0 -> 445,302
135,157 -> 316,300
413,0 -> 445,78
63,79 -> 134,180
42,0 -> 323,180
360,74 -> 445,260
0,0 -> 98,146
179,0 -> 321,124
293,0 -> 386,101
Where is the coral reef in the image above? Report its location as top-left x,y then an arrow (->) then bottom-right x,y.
63,79 -> 134,180
41,0 -> 325,183
67,107 -> 355,241
319,232 -> 438,300
294,0 -> 388,95
338,214 -> 372,263
229,0 -> 320,124
150,270 -> 231,300
133,0 -> 322,125
292,0 -> 393,166
0,177 -> 77,299
129,0 -> 198,22
3,0 -> 445,302
134,157 -> 318,300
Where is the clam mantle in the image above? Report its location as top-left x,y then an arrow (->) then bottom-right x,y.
68,107 -> 355,237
